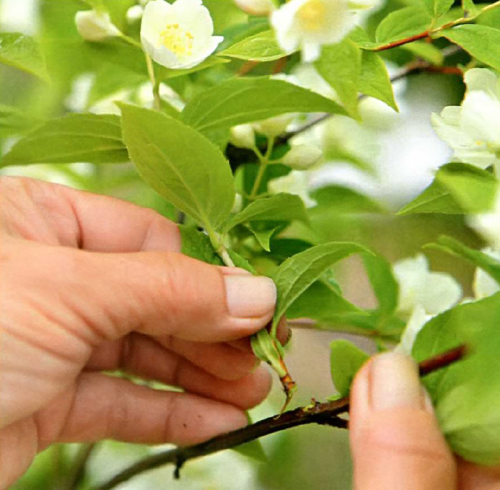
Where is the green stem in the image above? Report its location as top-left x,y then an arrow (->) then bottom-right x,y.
144,52 -> 161,111
250,137 -> 275,200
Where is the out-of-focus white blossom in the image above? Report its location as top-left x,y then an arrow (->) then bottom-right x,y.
75,10 -> 121,42
141,0 -> 223,69
127,5 -> 144,23
432,68 -> 500,170
234,0 -> 276,16
231,193 -> 244,214
473,248 -> 500,300
253,113 -> 296,137
283,144 -> 323,170
271,0 -> 355,62
268,171 -> 317,207
230,124 -> 256,149
468,188 -> 500,250
393,254 -> 462,317
395,306 -> 431,355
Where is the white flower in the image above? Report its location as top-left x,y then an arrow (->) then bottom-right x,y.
127,5 -> 144,23
393,254 -> 462,317
234,0 -> 276,16
468,188 -> 500,250
230,124 -> 256,149
253,113 -> 296,137
283,144 -> 323,170
271,0 -> 355,62
395,306 -> 431,355
141,0 -> 223,70
473,248 -> 500,300
431,68 -> 500,169
268,171 -> 317,207
75,10 -> 121,42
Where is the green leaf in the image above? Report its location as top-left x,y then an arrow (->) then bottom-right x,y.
397,163 -> 496,215
248,224 -> 280,252
363,254 -> 399,317
0,114 -> 128,167
158,56 -> 230,80
358,51 -> 399,112
0,32 -> 49,81
286,280 -> 364,321
442,25 -> 500,73
219,30 -> 287,62
426,236 -> 500,285
421,0 -> 454,19
401,41 -> 444,65
462,0 -> 480,17
233,438 -> 267,464
412,293 -> 500,465
436,162 -> 497,213
181,77 -> 347,134
311,185 -> 384,214
375,6 -> 432,43
227,250 -> 258,274
179,225 -> 224,265
224,193 -> 309,232
120,104 -> 235,231
314,39 -> 361,119
330,340 -> 370,396
271,242 -> 372,333
0,103 -> 40,136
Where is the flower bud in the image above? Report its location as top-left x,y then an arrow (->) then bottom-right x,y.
234,0 -> 276,16
230,124 -> 256,149
127,5 -> 144,23
75,10 -> 121,42
253,113 -> 295,138
283,144 -> 323,170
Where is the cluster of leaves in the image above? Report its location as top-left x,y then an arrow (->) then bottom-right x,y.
2,0 -> 500,479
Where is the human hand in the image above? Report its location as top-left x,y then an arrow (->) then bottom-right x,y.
349,352 -> 500,489
0,177 -> 284,488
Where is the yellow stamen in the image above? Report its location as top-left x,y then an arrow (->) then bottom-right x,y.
160,23 -> 194,56
297,0 -> 327,32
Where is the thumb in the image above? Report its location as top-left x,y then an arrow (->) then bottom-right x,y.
349,352 -> 457,490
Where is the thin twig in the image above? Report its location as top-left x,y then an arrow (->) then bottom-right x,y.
94,344 -> 467,490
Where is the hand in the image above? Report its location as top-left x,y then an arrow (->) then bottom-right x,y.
349,352 -> 500,489
0,177 -> 283,488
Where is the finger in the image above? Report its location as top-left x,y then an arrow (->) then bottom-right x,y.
154,336 -> 259,380
86,334 -> 272,408
49,246 -> 277,343
35,373 -> 249,448
349,352 -> 457,490
457,458 -> 500,490
229,317 -> 290,354
0,177 -> 181,252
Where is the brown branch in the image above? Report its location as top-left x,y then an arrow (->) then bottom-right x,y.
374,31 -> 430,52
94,344 -> 466,490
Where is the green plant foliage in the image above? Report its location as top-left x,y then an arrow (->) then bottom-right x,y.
442,25 -> 500,73
218,30 -> 287,61
421,0 -> 455,20
363,254 -> 399,317
315,38 -> 361,119
120,104 -> 235,232
224,193 -> 309,232
426,236 -> 500,284
330,340 -> 370,397
271,242 -> 372,334
375,6 -> 432,43
1,114 -> 128,167
181,77 -> 348,133
0,32 -> 50,81
413,293 -> 500,465
179,225 -> 224,265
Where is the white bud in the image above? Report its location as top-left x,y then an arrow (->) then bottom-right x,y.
234,0 -> 276,16
232,193 -> 243,214
230,124 -> 256,149
127,5 -> 144,23
75,10 -> 121,42
253,113 -> 295,137
283,144 -> 322,170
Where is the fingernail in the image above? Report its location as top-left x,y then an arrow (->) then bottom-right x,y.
370,352 -> 424,411
224,275 -> 276,318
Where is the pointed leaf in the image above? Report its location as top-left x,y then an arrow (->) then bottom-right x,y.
219,30 -> 287,62
375,6 -> 432,44
179,226 -> 224,265
181,77 -> 347,134
120,104 -> 235,231
0,32 -> 49,81
224,193 -> 309,232
1,114 -> 127,167
271,242 -> 372,332
330,340 -> 370,396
